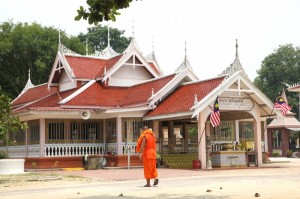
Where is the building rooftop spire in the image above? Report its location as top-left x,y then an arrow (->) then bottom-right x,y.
219,39 -> 248,78
175,42 -> 192,73
123,20 -> 141,55
20,69 -> 35,94
91,24 -> 119,59
145,36 -> 163,75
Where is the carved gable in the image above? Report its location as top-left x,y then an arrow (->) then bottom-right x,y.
108,55 -> 155,86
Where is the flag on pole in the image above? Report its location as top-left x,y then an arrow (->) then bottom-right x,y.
210,97 -> 220,127
274,96 -> 291,116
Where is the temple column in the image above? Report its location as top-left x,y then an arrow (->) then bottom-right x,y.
25,121 -> 28,157
152,120 -> 159,152
116,117 -> 122,155
263,121 -> 268,152
39,118 -> 45,157
153,120 -> 159,138
251,103 -> 262,167
235,120 -> 239,143
198,111 -> 207,169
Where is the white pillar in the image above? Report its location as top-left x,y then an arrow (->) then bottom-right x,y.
116,117 -> 122,155
103,119 -> 106,143
263,121 -> 268,152
235,120 -> 239,143
254,119 -> 262,166
198,111 -> 207,169
250,103 -> 262,167
25,121 -> 28,157
39,118 -> 46,157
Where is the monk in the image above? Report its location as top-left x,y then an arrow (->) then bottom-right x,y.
136,126 -> 159,187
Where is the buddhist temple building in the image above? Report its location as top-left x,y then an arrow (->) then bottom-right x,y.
2,31 -> 288,169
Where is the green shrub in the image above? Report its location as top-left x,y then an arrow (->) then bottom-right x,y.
0,150 -> 8,159
272,151 -> 280,157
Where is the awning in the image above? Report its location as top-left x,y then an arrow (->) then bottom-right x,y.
288,128 -> 300,132
268,117 -> 300,129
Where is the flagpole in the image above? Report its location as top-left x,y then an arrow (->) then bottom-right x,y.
262,103 -> 275,138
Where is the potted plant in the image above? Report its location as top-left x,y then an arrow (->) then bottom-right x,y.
0,88 -> 27,174
188,127 -> 201,169
287,150 -> 293,158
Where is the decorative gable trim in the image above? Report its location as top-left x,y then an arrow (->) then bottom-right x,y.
148,69 -> 198,107
59,80 -> 96,104
191,71 -> 275,118
47,52 -> 75,88
102,45 -> 160,83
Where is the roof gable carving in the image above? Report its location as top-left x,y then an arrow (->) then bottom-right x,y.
47,51 -> 75,88
191,71 -> 276,119
175,42 -> 193,74
219,40 -> 249,79
102,41 -> 161,84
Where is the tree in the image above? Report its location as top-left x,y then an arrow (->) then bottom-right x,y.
0,87 -> 27,144
0,21 -> 86,98
0,21 -> 131,98
78,25 -> 131,53
254,44 -> 300,117
75,0 -> 137,25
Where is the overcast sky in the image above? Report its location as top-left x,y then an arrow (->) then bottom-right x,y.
1,0 -> 300,81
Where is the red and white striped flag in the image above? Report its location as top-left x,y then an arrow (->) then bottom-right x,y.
275,96 -> 291,116
210,97 -> 220,127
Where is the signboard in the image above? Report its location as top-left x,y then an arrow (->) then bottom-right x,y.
218,97 -> 253,111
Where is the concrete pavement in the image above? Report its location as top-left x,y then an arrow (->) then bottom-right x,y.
1,157 -> 300,199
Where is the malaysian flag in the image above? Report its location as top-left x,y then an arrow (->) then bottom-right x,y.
275,96 -> 291,116
210,97 -> 220,127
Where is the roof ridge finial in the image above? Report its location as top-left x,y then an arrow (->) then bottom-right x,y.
175,42 -> 192,73
86,37 -> 88,56
20,69 -> 35,95
185,41 -> 187,68
194,94 -> 198,105
107,24 -> 110,48
58,26 -> 61,52
218,39 -> 249,79
152,36 -> 154,52
235,39 -> 239,59
28,68 -> 31,80
132,19 -> 135,38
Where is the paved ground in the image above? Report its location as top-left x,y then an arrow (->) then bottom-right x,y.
1,157 -> 300,199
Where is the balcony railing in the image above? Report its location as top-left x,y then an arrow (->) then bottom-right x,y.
0,139 -> 266,158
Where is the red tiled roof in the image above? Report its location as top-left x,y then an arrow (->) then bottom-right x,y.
65,55 -> 122,79
65,75 -> 176,107
145,77 -> 225,117
12,84 -> 58,107
13,88 -> 80,112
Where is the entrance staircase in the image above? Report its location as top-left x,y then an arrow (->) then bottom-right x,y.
160,153 -> 198,169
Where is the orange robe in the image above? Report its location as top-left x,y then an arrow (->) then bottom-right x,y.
136,130 -> 158,179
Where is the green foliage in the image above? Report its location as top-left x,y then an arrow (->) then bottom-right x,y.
254,44 -> 300,118
188,127 -> 198,138
0,21 -> 130,98
78,25 -> 130,53
0,87 -> 27,142
0,150 -> 8,159
272,151 -> 280,157
75,0 -> 137,25
0,21 -> 82,98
